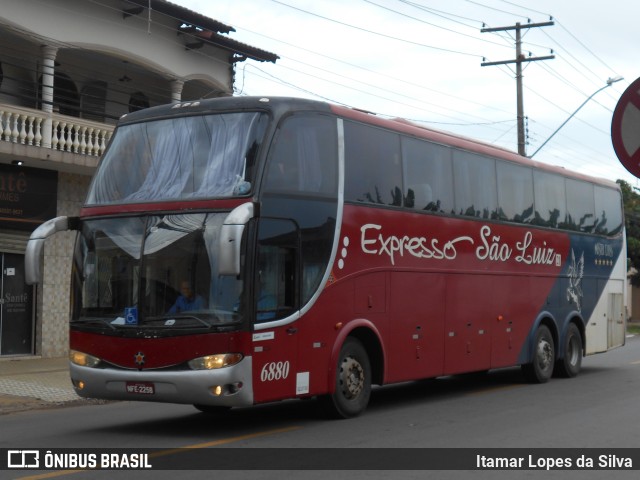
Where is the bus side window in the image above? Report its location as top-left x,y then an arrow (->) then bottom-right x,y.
566,179 -> 596,232
496,161 -> 534,223
344,121 -> 402,206
533,171 -> 566,228
255,218 -> 299,323
453,150 -> 498,219
594,186 -> 623,235
264,114 -> 337,196
401,137 -> 454,213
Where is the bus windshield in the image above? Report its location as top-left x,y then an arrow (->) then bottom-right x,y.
86,112 -> 268,204
71,213 -> 246,332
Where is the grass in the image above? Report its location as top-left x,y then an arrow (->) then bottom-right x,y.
627,323 -> 640,336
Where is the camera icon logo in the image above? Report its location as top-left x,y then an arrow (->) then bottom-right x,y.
7,450 -> 40,468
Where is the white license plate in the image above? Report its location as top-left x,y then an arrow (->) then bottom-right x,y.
125,382 -> 155,395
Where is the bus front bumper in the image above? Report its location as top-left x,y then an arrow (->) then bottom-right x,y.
69,357 -> 254,407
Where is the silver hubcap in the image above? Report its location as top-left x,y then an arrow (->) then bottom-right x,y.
567,335 -> 580,365
537,338 -> 553,371
340,357 -> 364,399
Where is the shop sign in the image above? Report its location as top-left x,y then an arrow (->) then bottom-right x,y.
0,164 -> 58,231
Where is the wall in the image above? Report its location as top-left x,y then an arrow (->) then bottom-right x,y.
38,172 -> 90,357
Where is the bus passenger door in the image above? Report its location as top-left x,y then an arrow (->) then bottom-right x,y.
250,218 -> 300,404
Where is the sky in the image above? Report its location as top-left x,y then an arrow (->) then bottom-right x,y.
170,0 -> 640,186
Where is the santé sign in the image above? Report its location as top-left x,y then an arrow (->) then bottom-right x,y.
0,164 -> 57,231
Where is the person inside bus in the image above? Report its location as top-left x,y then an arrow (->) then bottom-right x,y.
231,272 -> 278,321
167,280 -> 206,314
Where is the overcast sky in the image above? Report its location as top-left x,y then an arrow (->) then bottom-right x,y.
171,0 -> 640,186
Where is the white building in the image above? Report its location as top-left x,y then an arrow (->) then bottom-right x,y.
0,0 -> 277,357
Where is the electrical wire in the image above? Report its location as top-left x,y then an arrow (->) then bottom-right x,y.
270,0 -> 485,58
2,0 -> 627,183
362,0 -> 513,50
202,15 -> 516,119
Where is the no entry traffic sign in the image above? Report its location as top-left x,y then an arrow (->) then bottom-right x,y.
612,76 -> 640,178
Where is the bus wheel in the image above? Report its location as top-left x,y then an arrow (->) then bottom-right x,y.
321,338 -> 371,419
554,323 -> 582,378
193,405 -> 231,415
522,325 -> 554,383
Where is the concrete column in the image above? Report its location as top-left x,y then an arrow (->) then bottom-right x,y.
170,79 -> 184,103
40,45 -> 58,148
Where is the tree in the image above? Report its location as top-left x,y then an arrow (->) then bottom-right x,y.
617,179 -> 640,285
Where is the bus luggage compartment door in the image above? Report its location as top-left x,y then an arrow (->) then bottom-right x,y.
607,292 -> 625,349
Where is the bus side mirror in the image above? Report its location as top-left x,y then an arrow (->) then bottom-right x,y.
25,216 -> 78,285
218,203 -> 254,276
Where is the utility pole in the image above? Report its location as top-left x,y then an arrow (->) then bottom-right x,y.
481,21 -> 555,156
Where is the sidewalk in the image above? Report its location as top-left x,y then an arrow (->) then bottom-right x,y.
0,356 -> 99,415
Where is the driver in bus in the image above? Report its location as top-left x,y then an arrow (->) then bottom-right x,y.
167,280 -> 206,314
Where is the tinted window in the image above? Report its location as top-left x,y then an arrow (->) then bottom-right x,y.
565,179 -> 595,232
453,150 -> 497,219
264,114 -> 338,196
261,115 -> 338,308
255,218 -> 298,323
594,186 -> 623,235
344,121 -> 403,206
533,171 -> 566,228
402,137 -> 454,214
497,161 -> 534,223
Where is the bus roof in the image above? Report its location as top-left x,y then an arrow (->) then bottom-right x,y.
117,96 -> 333,124
117,96 -> 619,190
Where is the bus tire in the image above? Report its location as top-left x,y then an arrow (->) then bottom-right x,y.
321,337 -> 371,419
521,324 -> 555,383
553,323 -> 582,378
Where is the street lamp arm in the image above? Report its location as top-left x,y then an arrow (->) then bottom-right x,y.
529,76 -> 624,158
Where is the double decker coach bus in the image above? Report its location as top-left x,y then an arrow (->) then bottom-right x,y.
25,96 -> 626,418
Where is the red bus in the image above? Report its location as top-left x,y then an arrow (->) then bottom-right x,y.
25,96 -> 626,418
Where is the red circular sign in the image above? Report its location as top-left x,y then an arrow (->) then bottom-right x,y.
612,77 -> 640,178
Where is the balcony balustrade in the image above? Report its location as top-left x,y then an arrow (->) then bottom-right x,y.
0,103 -> 113,157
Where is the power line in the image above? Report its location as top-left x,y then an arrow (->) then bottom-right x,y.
83,0 -> 517,128
496,0 -> 550,18
465,0 -> 531,20
398,0 -> 483,29
481,21 -> 555,156
556,20 -> 618,74
200,5 -> 515,118
23,0 -> 623,182
247,61 -> 505,127
362,0 -> 512,50
498,1 -> 621,85
270,0 -> 484,58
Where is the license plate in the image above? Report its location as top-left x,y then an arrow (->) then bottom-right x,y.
125,382 -> 155,395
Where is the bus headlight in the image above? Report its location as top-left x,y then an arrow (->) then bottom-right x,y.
188,353 -> 243,370
70,350 -> 101,368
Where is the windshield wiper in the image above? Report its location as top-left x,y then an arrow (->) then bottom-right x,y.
146,314 -> 216,328
74,317 -> 117,331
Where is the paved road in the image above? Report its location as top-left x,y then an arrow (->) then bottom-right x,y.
1,335 -> 639,479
